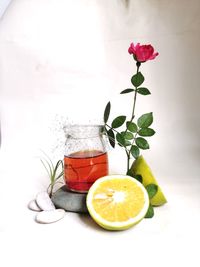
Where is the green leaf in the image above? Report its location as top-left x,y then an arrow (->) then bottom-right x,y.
146,184 -> 158,199
126,171 -> 143,183
116,132 -> 126,146
104,102 -> 111,123
130,145 -> 140,159
131,72 -> 144,87
138,128 -> 155,137
145,204 -> 154,218
107,129 -> 115,148
120,88 -> 134,94
125,140 -> 131,146
135,137 -> 149,150
125,132 -> 134,140
126,121 -> 137,133
137,112 -> 153,128
133,174 -> 143,183
126,169 -> 134,177
137,87 -> 151,95
112,116 -> 126,128
121,131 -> 134,140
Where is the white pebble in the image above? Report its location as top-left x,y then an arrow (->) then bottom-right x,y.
36,191 -> 55,211
35,209 -> 65,224
28,199 -> 42,211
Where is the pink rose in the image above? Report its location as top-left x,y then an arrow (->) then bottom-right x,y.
128,42 -> 159,62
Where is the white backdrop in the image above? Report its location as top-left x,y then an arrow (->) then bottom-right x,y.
0,0 -> 11,17
0,0 -> 200,266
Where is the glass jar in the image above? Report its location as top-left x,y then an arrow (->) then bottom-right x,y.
64,125 -> 109,193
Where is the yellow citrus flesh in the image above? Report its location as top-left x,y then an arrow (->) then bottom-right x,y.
131,155 -> 167,206
86,175 -> 149,230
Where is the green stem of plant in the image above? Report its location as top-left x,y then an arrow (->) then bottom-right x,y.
126,61 -> 141,173
130,62 -> 140,121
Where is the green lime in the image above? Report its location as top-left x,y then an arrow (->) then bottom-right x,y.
130,156 -> 167,206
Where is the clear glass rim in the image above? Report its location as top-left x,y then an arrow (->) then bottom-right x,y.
63,124 -> 104,128
63,124 -> 105,139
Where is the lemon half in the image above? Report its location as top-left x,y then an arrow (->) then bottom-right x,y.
86,175 -> 149,230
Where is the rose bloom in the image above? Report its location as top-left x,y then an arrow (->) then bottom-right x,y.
128,43 -> 159,62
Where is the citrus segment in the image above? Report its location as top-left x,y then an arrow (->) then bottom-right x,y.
86,175 -> 149,230
130,155 -> 167,206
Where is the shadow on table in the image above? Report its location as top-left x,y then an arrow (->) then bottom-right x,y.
77,213 -> 107,232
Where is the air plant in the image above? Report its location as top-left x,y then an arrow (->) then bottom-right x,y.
40,153 -> 64,198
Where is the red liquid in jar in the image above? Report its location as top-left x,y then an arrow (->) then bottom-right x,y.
64,150 -> 108,192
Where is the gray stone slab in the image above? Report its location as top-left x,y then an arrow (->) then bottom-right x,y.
51,186 -> 88,213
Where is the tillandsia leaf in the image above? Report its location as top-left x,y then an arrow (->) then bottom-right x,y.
145,204 -> 154,218
137,112 -> 153,128
52,160 -> 63,183
116,132 -> 126,146
137,87 -> 151,95
54,181 -> 64,185
120,88 -> 134,94
107,128 -> 115,148
145,184 -> 158,199
40,153 -> 64,197
121,131 -> 134,140
126,121 -> 138,133
47,183 -> 53,193
50,172 -> 64,187
41,150 -> 54,170
56,160 -> 63,174
55,172 -> 64,181
130,145 -> 140,159
138,128 -> 155,137
40,158 -> 53,179
104,102 -> 111,123
52,161 -> 59,180
131,72 -> 144,87
112,116 -> 126,128
40,159 -> 51,181
135,137 -> 149,150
